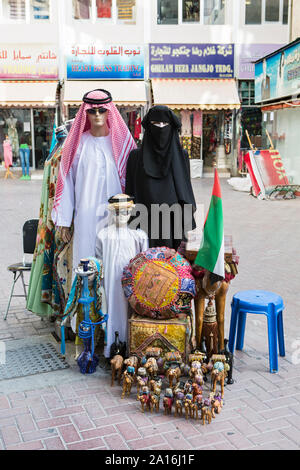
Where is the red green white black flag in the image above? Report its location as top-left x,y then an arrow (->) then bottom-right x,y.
195,168 -> 225,278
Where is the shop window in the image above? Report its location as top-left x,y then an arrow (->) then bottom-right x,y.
239,80 -> 255,106
245,0 -> 289,25
117,0 -> 136,24
2,0 -> 26,20
0,109 -> 32,167
283,0 -> 288,24
204,0 -> 225,25
265,0 -> 279,22
157,0 -> 178,24
182,0 -> 200,23
245,0 -> 262,24
30,0 -> 50,20
73,0 -> 91,19
96,0 -> 112,18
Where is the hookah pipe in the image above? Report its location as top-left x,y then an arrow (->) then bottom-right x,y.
77,258 -> 108,374
60,258 -> 108,375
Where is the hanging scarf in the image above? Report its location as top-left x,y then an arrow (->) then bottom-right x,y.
53,89 -> 136,219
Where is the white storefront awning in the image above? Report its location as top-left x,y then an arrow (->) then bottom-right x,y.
64,80 -> 147,106
152,78 -> 241,110
0,81 -> 58,107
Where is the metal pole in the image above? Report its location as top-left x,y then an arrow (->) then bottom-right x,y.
30,108 -> 36,170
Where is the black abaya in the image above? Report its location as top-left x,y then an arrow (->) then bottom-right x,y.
125,106 -> 196,250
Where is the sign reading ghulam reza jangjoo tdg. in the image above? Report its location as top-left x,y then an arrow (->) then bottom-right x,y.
67,45 -> 144,80
149,43 -> 234,79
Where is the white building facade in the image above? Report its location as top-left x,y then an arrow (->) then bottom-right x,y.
0,0 -> 293,174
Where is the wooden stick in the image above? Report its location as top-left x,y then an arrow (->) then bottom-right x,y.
266,129 -> 274,150
245,130 -> 256,151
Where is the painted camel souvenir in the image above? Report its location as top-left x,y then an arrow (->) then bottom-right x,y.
110,354 -> 124,387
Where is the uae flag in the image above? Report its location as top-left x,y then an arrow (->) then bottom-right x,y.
195,169 -> 225,279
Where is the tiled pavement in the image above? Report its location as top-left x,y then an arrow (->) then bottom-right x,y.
0,176 -> 299,450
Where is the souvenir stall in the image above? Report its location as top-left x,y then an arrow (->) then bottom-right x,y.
56,95 -> 238,427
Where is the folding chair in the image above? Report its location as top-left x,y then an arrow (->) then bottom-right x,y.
4,219 -> 39,320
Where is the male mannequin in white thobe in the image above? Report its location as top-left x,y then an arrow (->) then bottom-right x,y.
52,89 -> 136,272
95,194 -> 148,358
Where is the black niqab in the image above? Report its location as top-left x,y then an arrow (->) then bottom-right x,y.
125,105 -> 197,250
142,106 -> 181,178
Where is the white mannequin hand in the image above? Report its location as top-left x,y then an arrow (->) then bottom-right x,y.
60,227 -> 72,243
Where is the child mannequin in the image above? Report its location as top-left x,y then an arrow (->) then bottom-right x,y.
96,194 -> 148,361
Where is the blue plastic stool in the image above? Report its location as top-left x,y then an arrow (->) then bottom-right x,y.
228,290 -> 285,373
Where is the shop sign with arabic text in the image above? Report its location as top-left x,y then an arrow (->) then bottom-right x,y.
0,45 -> 58,79
67,45 -> 144,80
149,44 -> 234,79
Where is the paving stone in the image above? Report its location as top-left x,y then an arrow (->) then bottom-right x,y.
59,424 -> 81,444
250,430 -> 289,446
37,416 -> 71,429
117,421 -> 141,440
80,425 -> 116,440
1,425 -> 21,446
6,440 -> 44,450
16,413 -> 37,433
280,426 -> 300,446
104,433 -> 130,450
67,437 -> 105,450
71,413 -> 95,431
51,405 -> 84,417
43,436 -> 66,450
128,435 -> 166,450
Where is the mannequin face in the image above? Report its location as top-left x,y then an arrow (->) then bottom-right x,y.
87,107 -> 108,129
115,209 -> 132,226
110,208 -> 132,227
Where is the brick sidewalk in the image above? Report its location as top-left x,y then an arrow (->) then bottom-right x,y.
0,177 -> 300,450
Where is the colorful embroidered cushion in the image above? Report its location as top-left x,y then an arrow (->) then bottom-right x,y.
122,247 -> 196,320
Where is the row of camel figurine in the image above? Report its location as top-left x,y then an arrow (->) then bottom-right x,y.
111,348 -> 230,424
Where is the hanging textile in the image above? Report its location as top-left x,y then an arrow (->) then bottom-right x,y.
41,145 -> 73,317
27,129 -> 71,318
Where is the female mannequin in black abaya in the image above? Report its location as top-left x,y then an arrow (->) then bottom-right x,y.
125,105 -> 196,250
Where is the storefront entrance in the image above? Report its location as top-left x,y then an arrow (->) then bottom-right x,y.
33,108 -> 56,170
202,112 -> 219,168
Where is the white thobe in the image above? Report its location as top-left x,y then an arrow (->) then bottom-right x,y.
52,131 -> 122,271
95,225 -> 148,357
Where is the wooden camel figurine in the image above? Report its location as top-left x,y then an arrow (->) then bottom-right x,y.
145,357 -> 158,379
194,268 -> 229,352
165,365 -> 181,388
201,400 -> 212,425
191,398 -> 203,420
110,354 -> 124,387
184,394 -> 193,420
163,389 -> 174,415
150,386 -> 161,414
210,394 -> 223,418
124,356 -> 139,380
121,371 -> 134,399
211,367 -> 226,399
139,386 -> 151,413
